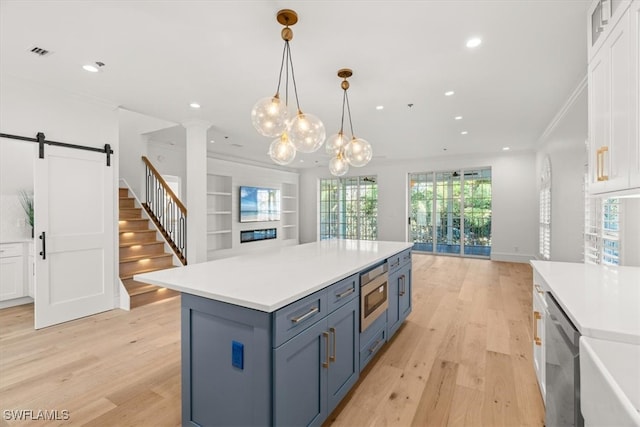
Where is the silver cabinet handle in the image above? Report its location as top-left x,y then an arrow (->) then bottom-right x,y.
322,331 -> 330,368
534,284 -> 544,295
399,274 -> 406,296
369,338 -> 383,355
329,327 -> 336,362
291,306 -> 319,324
336,288 -> 354,299
390,259 -> 400,269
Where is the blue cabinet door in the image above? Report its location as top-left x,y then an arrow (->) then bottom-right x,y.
388,262 -> 412,337
387,268 -> 401,337
273,319 -> 328,427
398,263 -> 412,321
327,297 -> 359,414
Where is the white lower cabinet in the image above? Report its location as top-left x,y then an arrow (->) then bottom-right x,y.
0,243 -> 26,301
532,271 -> 547,403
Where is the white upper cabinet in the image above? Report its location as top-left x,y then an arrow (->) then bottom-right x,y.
587,0 -> 639,195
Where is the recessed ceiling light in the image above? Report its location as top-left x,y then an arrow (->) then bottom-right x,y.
502,146 -> 510,151
461,131 -> 468,135
299,159 -> 305,163
454,116 -> 463,120
209,139 -> 215,144
466,37 -> 482,48
83,64 -> 99,72
189,103 -> 201,109
445,91 -> 455,96
376,105 -> 384,110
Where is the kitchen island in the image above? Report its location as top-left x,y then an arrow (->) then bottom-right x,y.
135,239 -> 413,427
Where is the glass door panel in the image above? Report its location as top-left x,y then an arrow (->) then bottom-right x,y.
435,171 -> 461,254
462,169 -> 492,257
409,173 -> 434,252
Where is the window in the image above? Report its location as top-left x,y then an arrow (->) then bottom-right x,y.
319,176 -> 378,240
409,168 -> 492,258
539,157 -> 551,260
585,196 -> 621,266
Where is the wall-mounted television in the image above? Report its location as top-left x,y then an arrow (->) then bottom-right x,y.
239,186 -> 281,222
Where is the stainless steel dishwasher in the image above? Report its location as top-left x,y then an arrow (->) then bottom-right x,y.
545,292 -> 584,427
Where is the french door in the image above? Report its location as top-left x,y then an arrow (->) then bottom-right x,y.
34,145 -> 114,329
408,169 -> 492,258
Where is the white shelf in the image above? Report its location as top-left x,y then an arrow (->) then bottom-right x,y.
207,191 -> 232,196
207,174 -> 233,251
282,195 -> 296,199
282,211 -> 295,214
282,225 -> 296,229
208,211 -> 232,215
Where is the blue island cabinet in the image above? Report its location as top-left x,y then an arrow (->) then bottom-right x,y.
181,273 -> 359,427
388,249 -> 412,337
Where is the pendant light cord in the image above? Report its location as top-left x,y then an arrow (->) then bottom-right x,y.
345,90 -> 355,137
275,42 -> 287,97
340,89 -> 347,134
286,41 -> 302,112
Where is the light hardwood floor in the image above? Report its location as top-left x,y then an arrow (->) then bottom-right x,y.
0,254 -> 544,426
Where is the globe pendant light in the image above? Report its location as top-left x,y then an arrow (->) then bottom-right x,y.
251,9 -> 326,165
328,68 -> 373,176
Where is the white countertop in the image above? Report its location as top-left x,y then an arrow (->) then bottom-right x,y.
135,240 -> 412,312
531,260 -> 640,344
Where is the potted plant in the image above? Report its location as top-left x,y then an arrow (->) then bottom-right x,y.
18,190 -> 34,238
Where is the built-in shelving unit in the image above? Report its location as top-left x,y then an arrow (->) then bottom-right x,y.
207,174 -> 232,251
281,183 -> 298,241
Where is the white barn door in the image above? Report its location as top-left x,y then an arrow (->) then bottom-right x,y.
34,145 -> 114,329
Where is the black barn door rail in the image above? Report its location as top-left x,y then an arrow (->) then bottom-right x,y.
0,132 -> 113,166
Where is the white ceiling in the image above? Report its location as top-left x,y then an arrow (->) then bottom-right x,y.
0,0 -> 590,169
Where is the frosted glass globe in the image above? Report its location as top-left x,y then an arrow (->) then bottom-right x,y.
288,112 -> 326,153
268,134 -> 296,165
329,155 -> 349,176
251,96 -> 288,137
344,137 -> 372,167
325,132 -> 349,156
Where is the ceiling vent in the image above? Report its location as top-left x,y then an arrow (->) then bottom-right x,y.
29,46 -> 51,56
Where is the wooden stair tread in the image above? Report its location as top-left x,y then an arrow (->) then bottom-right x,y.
119,229 -> 156,235
120,253 -> 173,263
124,281 -> 164,296
119,241 -> 164,249
118,218 -> 148,222
120,265 -> 176,280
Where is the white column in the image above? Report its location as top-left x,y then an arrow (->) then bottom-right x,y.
183,119 -> 211,264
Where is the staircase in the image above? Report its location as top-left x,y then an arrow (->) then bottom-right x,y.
119,187 -> 179,308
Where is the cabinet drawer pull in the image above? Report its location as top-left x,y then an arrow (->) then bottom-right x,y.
534,284 -> 544,295
368,338 -> 383,355
322,331 -> 330,368
39,231 -> 46,260
533,311 -> 542,346
291,306 -> 319,324
399,274 -> 406,296
597,146 -> 609,181
390,259 -> 400,269
336,288 -> 354,299
329,327 -> 336,362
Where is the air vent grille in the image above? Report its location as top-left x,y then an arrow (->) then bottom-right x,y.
30,46 -> 51,56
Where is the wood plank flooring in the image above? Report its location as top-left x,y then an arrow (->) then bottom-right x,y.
0,254 -> 544,426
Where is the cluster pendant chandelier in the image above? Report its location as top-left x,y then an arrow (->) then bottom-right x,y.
251,9 -> 326,165
326,68 -> 372,176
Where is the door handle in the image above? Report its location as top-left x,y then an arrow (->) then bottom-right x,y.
329,327 -> 336,362
39,231 -> 46,260
533,311 -> 542,346
597,146 -> 609,181
322,331 -> 330,368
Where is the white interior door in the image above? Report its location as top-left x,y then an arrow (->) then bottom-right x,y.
34,145 -> 114,329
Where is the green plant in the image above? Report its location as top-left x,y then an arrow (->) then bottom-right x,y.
18,190 -> 34,228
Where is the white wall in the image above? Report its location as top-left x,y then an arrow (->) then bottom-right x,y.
207,157 -> 299,260
535,83 -> 587,262
300,151 -> 538,262
0,139 -> 35,240
147,142 -> 187,202
622,198 -> 640,266
118,108 -> 176,200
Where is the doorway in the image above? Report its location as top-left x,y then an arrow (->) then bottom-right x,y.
408,168 -> 492,258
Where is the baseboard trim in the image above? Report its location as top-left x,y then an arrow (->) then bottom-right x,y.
491,252 -> 535,263
0,296 -> 33,310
